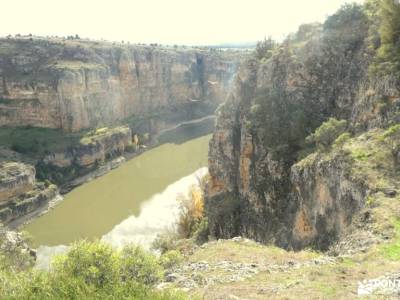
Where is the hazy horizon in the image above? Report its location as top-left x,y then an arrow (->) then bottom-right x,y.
2,0 -> 364,45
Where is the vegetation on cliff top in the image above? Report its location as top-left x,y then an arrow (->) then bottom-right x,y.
0,239 -> 188,299
0,127 -> 85,157
371,0 -> 400,75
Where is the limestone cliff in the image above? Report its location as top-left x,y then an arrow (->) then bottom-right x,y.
0,162 -> 35,202
43,126 -> 132,168
0,162 -> 59,224
36,126 -> 133,185
0,38 -> 240,132
206,4 -> 400,250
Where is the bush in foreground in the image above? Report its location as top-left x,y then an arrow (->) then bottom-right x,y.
0,240 -> 188,300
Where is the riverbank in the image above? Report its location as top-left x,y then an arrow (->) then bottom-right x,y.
3,115 -> 214,231
7,194 -> 63,230
60,115 -> 215,194
23,133 -> 211,246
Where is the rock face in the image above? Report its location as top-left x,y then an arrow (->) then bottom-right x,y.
0,162 -> 59,224
289,153 -> 366,249
205,7 -> 400,249
43,126 -> 132,168
0,162 -> 35,202
0,38 -> 239,132
35,126 -> 133,186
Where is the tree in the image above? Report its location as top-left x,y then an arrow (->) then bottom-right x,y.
306,118 -> 347,150
373,0 -> 400,74
255,37 -> 276,60
323,3 -> 368,52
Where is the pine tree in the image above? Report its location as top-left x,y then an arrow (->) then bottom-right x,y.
374,0 -> 400,74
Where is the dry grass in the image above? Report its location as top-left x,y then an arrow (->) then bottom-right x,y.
184,238 -> 400,299
189,239 -> 319,265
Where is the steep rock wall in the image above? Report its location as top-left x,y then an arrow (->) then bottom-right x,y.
43,126 -> 132,168
0,162 -> 59,224
0,39 -> 239,131
206,8 -> 400,249
0,162 -> 35,202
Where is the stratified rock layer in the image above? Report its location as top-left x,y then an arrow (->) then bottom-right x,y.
0,38 -> 239,131
206,12 -> 400,249
0,162 -> 35,202
0,162 -> 59,224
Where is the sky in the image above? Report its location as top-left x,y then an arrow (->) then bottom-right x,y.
1,0 -> 364,45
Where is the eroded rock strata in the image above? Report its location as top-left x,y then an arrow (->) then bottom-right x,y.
0,162 -> 59,224
0,38 -> 239,132
206,7 -> 400,250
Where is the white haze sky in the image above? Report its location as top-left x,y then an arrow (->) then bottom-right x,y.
1,0 -> 364,45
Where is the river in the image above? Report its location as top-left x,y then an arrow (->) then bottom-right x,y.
24,124 -> 212,249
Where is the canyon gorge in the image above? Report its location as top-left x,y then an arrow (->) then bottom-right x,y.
1,1 -> 400,298
0,38 -> 242,225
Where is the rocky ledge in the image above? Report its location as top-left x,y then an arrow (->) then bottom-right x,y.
36,126 -> 133,186
0,162 -> 60,225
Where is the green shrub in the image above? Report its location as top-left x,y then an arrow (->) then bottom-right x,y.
52,240 -> 120,288
192,217 -> 209,245
159,250 -> 183,270
383,124 -> 400,163
255,37 -> 277,60
383,124 -> 400,139
369,0 -> 400,75
250,87 -> 322,160
152,232 -> 197,256
0,240 -> 189,299
306,118 -> 347,150
323,3 -> 368,53
0,225 -> 35,272
119,245 -> 163,286
152,232 -> 180,254
333,132 -> 351,148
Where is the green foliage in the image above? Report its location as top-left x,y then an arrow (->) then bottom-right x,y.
306,118 -> 347,151
119,245 -> 163,286
35,160 -> 80,185
383,124 -> 400,139
152,232 -> 181,254
0,225 -> 35,273
255,37 -> 277,60
159,250 -> 184,270
0,126 -> 84,157
250,88 -> 321,159
205,192 -> 241,238
351,148 -> 370,161
371,0 -> 400,75
192,217 -> 210,245
323,3 -> 368,51
364,0 -> 382,50
152,232 -> 197,256
383,124 -> 400,161
333,132 -> 351,148
0,240 -> 189,299
52,240 -> 120,288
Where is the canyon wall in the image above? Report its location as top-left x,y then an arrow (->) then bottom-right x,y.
0,162 -> 59,224
205,6 -> 400,250
42,126 -> 132,168
0,38 -> 240,132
